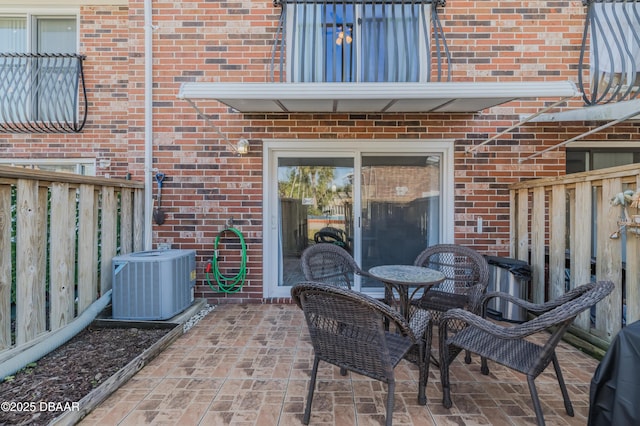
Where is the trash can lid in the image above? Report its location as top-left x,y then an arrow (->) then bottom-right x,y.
484,255 -> 532,279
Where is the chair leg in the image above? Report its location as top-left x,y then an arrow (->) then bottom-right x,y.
440,344 -> 452,408
526,375 -> 546,426
552,354 -> 574,417
417,342 -> 428,405
385,380 -> 395,426
480,356 -> 489,375
303,356 -> 320,425
464,349 -> 471,364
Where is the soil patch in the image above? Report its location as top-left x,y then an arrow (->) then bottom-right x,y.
0,326 -> 170,425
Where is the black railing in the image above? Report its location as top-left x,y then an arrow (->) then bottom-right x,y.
271,0 -> 450,83
0,53 -> 88,133
579,0 -> 640,105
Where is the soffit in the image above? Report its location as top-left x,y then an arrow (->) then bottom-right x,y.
177,81 -> 580,114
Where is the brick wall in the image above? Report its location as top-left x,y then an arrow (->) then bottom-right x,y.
3,1 -> 640,303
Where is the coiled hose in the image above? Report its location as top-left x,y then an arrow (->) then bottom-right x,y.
205,227 -> 247,293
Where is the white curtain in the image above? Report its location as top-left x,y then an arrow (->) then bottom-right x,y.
591,2 -> 640,83
290,2 -> 426,83
360,4 -> 422,82
291,4 -> 324,82
0,18 -> 26,53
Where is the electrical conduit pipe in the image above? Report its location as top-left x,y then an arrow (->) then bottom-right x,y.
0,290 -> 112,379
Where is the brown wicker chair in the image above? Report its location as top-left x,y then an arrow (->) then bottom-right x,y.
439,280 -> 614,426
412,244 -> 490,363
291,282 -> 432,426
301,243 -> 367,289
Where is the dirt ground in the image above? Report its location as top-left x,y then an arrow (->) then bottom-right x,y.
0,326 -> 170,425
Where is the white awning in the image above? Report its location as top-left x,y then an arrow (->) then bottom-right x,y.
526,98 -> 640,122
177,81 -> 580,113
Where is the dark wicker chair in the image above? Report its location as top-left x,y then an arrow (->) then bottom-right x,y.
301,243 -> 369,289
439,280 -> 614,426
412,244 -> 490,363
291,281 -> 432,426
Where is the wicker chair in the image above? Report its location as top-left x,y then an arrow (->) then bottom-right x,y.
291,281 -> 432,426
439,280 -> 614,426
301,243 -> 367,289
412,244 -> 490,363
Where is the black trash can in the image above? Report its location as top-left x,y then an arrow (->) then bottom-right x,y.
484,255 -> 532,322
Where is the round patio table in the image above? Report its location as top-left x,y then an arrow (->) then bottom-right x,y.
368,264 -> 445,322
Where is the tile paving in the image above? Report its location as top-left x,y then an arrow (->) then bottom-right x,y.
80,303 -> 598,425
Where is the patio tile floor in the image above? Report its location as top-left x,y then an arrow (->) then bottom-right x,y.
80,303 -> 598,425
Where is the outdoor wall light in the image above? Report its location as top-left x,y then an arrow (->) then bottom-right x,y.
237,138 -> 249,155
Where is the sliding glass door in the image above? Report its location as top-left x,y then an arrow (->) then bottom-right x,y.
263,140 -> 453,298
276,156 -> 355,287
359,154 -> 440,288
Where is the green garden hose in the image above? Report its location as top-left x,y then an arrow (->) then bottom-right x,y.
205,227 -> 247,293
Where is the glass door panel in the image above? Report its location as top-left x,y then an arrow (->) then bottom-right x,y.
277,157 -> 354,287
360,155 -> 441,289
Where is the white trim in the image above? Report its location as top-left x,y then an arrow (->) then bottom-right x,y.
178,81 -> 581,114
0,158 -> 96,175
0,8 -> 79,15
567,141 -> 640,148
0,1 -> 123,8
262,139 -> 455,299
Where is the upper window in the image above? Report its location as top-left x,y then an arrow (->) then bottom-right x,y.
0,15 -> 76,55
285,1 -> 432,83
0,14 -> 85,133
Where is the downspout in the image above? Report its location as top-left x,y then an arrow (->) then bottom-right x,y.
143,0 -> 154,250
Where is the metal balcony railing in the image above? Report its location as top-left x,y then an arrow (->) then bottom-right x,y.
0,53 -> 88,133
579,0 -> 640,105
271,0 -> 450,83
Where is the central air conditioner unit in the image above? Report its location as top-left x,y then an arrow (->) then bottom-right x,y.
112,249 -> 196,320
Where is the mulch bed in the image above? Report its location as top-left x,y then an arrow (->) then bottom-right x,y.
0,326 -> 170,425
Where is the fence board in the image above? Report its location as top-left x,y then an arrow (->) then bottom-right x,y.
37,186 -> 48,332
133,188 -> 144,252
549,185 -> 567,301
16,180 -> 45,345
120,189 -> 133,254
49,183 -> 75,330
77,184 -> 97,315
100,187 -> 117,294
573,182 -> 592,330
0,186 -> 11,349
597,178 -> 622,341
509,189 -> 517,258
516,188 -> 529,261
627,175 -> 640,325
531,187 -> 545,304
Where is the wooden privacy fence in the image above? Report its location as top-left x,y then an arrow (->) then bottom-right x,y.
510,163 -> 640,348
0,165 -> 144,354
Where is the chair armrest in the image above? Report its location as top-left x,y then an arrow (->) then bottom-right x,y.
480,290 -> 582,316
440,308 -> 548,340
480,291 -> 541,314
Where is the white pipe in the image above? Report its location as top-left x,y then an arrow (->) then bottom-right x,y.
143,0 -> 154,251
0,290 -> 112,379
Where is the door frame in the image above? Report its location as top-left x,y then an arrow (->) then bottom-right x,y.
262,139 -> 455,299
